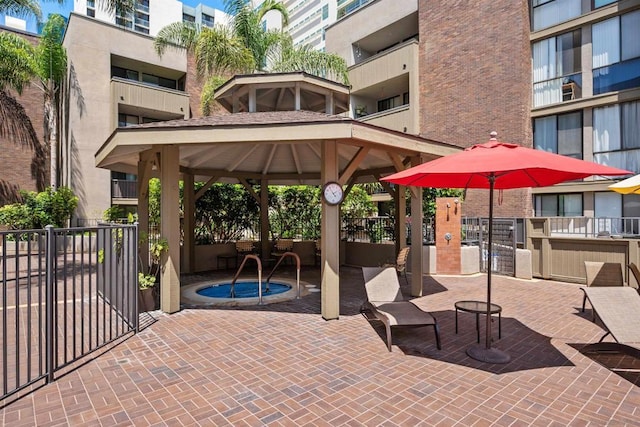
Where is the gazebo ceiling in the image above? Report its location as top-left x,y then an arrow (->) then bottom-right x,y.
96,110 -> 460,185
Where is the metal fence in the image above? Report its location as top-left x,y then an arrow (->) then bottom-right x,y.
0,224 -> 138,402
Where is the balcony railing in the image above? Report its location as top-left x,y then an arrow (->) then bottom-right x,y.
112,179 -> 137,199
547,216 -> 640,238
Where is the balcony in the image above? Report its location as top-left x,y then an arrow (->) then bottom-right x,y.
111,77 -> 189,118
112,179 -> 137,199
357,104 -> 415,134
349,39 -> 417,92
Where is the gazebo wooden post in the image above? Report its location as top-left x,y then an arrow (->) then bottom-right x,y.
260,180 -> 270,263
321,140 -> 340,320
160,145 -> 181,313
410,155 -> 424,297
183,172 -> 195,274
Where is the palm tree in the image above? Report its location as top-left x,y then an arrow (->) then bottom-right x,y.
34,14 -> 67,190
154,0 -> 348,115
0,14 -> 67,189
0,0 -> 42,19
1,0 -> 130,191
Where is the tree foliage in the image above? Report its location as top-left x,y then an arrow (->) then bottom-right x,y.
154,0 -> 348,115
269,185 -> 320,239
193,182 -> 260,243
0,186 -> 78,229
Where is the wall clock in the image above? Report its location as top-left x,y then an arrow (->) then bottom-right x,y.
322,181 -> 344,205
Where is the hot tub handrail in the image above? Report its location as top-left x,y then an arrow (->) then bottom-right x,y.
266,252 -> 301,299
230,255 -> 263,303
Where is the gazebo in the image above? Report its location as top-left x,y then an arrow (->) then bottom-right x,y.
95,72 -> 460,319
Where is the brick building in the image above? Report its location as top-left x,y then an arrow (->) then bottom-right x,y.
0,26 -> 47,205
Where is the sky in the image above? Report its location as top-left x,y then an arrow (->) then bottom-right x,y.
21,0 -> 227,33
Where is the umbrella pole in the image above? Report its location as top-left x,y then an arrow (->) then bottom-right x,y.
466,174 -> 511,364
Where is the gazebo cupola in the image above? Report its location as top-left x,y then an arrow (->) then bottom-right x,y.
213,72 -> 350,115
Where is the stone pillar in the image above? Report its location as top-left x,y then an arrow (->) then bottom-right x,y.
435,197 -> 462,274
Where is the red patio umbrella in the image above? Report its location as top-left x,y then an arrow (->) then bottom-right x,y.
382,132 -> 631,363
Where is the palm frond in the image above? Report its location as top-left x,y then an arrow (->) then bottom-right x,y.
154,21 -> 200,56
96,0 -> 135,19
200,75 -> 228,116
0,90 -> 40,150
0,0 -> 41,19
270,38 -> 349,85
35,14 -> 67,85
0,32 -> 36,94
195,26 -> 255,78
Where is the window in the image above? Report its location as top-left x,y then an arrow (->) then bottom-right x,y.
595,192 -> 640,233
87,8 -> 95,17
142,73 -> 177,90
593,0 -> 617,8
532,30 -> 581,107
534,112 -> 582,159
593,100 -> 640,173
118,114 -> 139,127
376,93 -> 409,112
111,66 -> 139,81
534,194 -> 582,216
183,13 -> 195,23
532,0 -> 581,31
322,4 -> 329,20
202,13 -> 214,27
592,10 -> 640,95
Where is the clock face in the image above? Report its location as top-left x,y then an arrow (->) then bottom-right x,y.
323,182 -> 343,205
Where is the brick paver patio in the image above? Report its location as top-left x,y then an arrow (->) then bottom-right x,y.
2,266 -> 639,426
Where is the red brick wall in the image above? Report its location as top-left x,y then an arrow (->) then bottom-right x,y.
185,52 -> 231,118
0,29 -> 47,205
418,0 -> 533,218
435,197 -> 461,274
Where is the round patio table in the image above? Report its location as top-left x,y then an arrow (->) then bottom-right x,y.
455,300 -> 502,343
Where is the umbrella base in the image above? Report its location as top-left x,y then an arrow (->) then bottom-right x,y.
466,345 -> 511,364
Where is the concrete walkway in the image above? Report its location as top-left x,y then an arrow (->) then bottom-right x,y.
2,267 -> 639,426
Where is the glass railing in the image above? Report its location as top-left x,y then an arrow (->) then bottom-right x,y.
593,57 -> 640,95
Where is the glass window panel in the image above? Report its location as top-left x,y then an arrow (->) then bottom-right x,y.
595,192 -> 621,218
558,30 -> 581,75
594,151 -> 626,170
592,17 -> 620,68
562,194 -> 582,216
534,116 -> 557,152
533,78 -> 562,107
593,104 -> 621,152
623,194 -> 640,217
621,10 -> 640,61
533,38 -> 555,82
558,112 -> 582,158
622,101 -> 640,150
594,0 -> 617,7
593,57 -> 640,95
539,195 -> 559,216
532,0 -> 581,31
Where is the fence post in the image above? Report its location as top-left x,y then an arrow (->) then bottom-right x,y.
45,225 -> 55,384
134,222 -> 139,333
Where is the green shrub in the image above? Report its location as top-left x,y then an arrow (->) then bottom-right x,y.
0,187 -> 78,229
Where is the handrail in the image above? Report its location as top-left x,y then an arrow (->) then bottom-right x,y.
230,254 -> 263,303
266,252 -> 301,299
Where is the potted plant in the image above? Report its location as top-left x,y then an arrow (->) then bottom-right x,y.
138,237 -> 168,312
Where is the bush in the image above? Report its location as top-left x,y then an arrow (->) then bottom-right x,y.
0,187 -> 78,229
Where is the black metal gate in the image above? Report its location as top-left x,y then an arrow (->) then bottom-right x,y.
0,224 -> 138,402
479,218 -> 517,276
